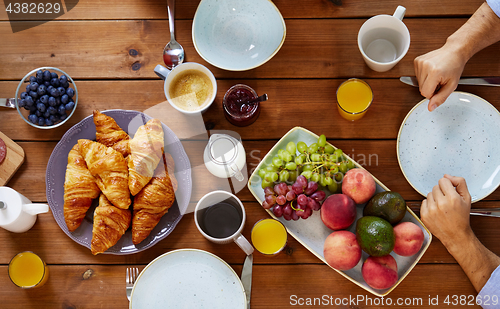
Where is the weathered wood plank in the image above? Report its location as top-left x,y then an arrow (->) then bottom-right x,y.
1,19 -> 499,80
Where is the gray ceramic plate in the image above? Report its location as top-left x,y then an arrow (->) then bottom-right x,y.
46,110 -> 192,255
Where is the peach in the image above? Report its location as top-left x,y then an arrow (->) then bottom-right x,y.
393,222 -> 425,256
342,168 -> 376,204
362,255 -> 398,290
323,231 -> 362,270
321,194 -> 356,230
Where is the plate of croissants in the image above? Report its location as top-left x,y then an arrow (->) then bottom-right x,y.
46,110 -> 192,255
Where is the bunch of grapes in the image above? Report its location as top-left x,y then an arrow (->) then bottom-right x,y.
258,134 -> 356,194
263,175 -> 326,221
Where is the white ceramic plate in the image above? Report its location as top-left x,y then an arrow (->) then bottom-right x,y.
192,0 -> 286,71
397,91 -> 500,202
130,249 -> 247,309
247,127 -> 431,297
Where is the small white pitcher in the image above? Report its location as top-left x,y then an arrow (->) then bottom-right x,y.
203,134 -> 246,182
0,187 -> 49,233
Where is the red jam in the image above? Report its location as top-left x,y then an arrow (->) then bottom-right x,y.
223,84 -> 261,127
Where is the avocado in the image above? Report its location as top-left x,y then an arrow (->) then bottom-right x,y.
355,216 -> 395,256
363,191 -> 406,225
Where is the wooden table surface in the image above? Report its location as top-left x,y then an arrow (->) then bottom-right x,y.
1,0 -> 500,308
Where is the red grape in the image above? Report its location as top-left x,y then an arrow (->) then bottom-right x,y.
292,182 -> 304,195
304,181 -> 319,195
296,175 -> 308,188
283,213 -> 292,221
265,194 -> 277,205
262,200 -> 273,209
310,191 -> 326,202
307,198 -> 321,211
276,195 -> 286,205
291,211 -> 300,221
273,205 -> 284,217
297,194 -> 308,207
286,191 -> 296,201
274,183 -> 288,196
264,187 -> 275,196
283,203 -> 293,216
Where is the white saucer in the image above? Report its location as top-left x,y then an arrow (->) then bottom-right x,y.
397,91 -> 500,202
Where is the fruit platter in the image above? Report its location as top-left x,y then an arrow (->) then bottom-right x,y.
248,127 -> 432,296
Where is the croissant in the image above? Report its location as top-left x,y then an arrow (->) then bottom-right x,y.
93,110 -> 130,157
132,152 -> 176,244
128,119 -> 164,196
164,152 -> 178,193
63,144 -> 101,232
91,194 -> 131,255
78,139 -> 131,209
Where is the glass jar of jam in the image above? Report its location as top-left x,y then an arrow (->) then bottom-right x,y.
223,84 -> 261,127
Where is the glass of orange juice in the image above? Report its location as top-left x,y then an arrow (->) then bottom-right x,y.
8,251 -> 49,289
336,78 -> 373,121
251,219 -> 287,255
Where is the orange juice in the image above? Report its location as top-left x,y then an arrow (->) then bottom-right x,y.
251,219 -> 287,255
9,252 -> 49,288
336,79 -> 373,121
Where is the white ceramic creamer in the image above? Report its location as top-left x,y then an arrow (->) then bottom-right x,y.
203,134 -> 246,181
0,187 -> 49,233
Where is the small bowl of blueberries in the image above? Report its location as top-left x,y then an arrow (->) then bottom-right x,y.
15,67 -> 78,129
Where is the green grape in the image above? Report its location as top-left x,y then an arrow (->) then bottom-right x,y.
279,170 -> 290,182
330,165 -> 339,174
295,155 -> 304,165
262,179 -> 273,189
285,162 -> 297,170
289,170 -> 298,182
258,169 -> 266,179
301,170 -> 312,179
346,159 -> 356,169
324,145 -> 335,154
272,156 -> 284,168
277,149 -> 285,160
308,143 -> 319,153
319,174 -> 327,187
311,173 -> 320,183
310,153 -> 321,162
339,162 -> 348,174
297,141 -> 307,153
325,176 -> 333,186
282,150 -> 292,163
265,165 -> 278,173
271,172 -> 279,182
286,141 -> 297,155
334,172 -> 343,182
265,172 -> 275,182
318,134 -> 326,147
327,182 -> 338,193
302,164 -> 313,172
333,148 -> 344,158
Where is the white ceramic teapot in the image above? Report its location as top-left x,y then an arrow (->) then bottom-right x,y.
0,187 -> 49,233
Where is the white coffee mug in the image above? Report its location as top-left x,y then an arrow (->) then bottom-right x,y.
154,62 -> 217,114
358,6 -> 410,72
194,190 -> 254,255
0,187 -> 49,233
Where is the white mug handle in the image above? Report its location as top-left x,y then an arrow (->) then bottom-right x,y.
393,5 -> 406,21
154,64 -> 172,80
234,234 -> 254,255
230,162 -> 245,182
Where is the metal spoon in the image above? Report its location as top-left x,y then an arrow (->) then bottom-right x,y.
163,0 -> 185,70
247,94 -> 268,104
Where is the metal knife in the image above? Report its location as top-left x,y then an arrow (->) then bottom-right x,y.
410,205 -> 500,218
0,98 -> 16,108
241,254 -> 253,308
400,76 -> 500,87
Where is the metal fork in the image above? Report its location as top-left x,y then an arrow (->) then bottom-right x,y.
126,267 -> 139,301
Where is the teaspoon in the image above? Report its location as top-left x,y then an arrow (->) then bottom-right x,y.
163,0 -> 185,70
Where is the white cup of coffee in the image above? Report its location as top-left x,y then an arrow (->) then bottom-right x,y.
194,190 -> 254,255
154,63 -> 217,114
358,6 -> 410,72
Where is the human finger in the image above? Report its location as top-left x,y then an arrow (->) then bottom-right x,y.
444,174 -> 471,203
432,183 -> 446,206
428,82 -> 456,111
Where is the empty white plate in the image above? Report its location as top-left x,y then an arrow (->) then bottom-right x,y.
397,91 -> 500,202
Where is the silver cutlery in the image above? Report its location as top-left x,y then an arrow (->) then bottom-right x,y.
0,98 -> 16,108
400,76 -> 500,87
126,267 -> 139,301
241,254 -> 253,308
409,205 -> 500,218
163,0 -> 185,70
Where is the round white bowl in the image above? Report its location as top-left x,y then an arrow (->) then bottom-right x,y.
192,0 -> 286,71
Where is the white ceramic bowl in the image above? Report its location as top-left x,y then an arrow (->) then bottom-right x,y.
192,0 -> 286,71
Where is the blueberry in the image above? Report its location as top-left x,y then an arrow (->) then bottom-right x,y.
29,82 -> 39,91
60,113 -> 67,121
23,105 -> 30,111
25,96 -> 34,106
26,84 -> 31,92
44,81 -> 51,87
47,85 -> 54,92
65,101 -> 75,111
29,105 -> 37,113
40,94 -> 49,104
50,78 -> 60,87
36,70 -> 43,79
60,75 -> 68,84
37,103 -> 46,112
29,91 -> 38,100
37,85 -> 46,96
48,106 -> 57,115
18,99 -> 26,108
55,97 -> 61,105
35,110 -> 43,117
28,114 -> 38,124
61,81 -> 69,88
66,88 -> 75,98
57,87 -> 66,95
37,117 -> 45,126
43,110 -> 51,118
49,115 -> 58,123
37,77 -> 44,84
45,119 -> 53,126
29,76 -> 37,83
50,88 -> 60,97
51,72 -> 58,79
20,92 -> 27,99
58,104 -> 66,115
48,96 -> 57,107
61,94 -> 69,104
43,70 -> 51,81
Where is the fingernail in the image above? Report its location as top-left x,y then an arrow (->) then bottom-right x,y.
429,104 -> 436,111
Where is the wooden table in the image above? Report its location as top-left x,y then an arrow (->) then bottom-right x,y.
1,0 -> 500,308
